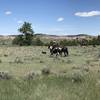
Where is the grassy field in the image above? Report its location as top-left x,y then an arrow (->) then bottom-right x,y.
0,46 -> 100,100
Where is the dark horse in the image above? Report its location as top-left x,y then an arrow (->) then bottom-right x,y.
48,45 -> 69,57
61,46 -> 69,56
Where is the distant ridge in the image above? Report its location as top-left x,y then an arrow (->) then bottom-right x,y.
34,33 -> 92,37
34,33 -> 59,37
34,33 -> 93,38
0,33 -> 94,37
0,33 -> 95,40
64,34 -> 92,37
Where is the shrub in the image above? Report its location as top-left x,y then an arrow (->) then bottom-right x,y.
0,71 -> 12,80
32,38 -> 44,46
12,35 -> 24,46
40,60 -> 44,63
4,54 -> 8,57
71,71 -> 84,83
25,71 -> 41,80
41,67 -> 50,75
25,71 -> 35,80
60,39 -> 79,46
66,59 -> 72,64
14,57 -> 23,64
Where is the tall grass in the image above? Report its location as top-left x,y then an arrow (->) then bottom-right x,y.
0,72 -> 100,100
0,46 -> 99,99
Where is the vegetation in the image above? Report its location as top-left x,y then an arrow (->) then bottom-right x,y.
32,38 -> 44,46
12,22 -> 44,46
59,39 -> 79,46
1,34 -> 100,46
59,36 -> 100,46
13,22 -> 34,46
0,46 -> 100,99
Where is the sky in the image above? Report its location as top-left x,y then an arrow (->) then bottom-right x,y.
0,0 -> 100,36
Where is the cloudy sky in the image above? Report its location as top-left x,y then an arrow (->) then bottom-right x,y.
0,0 -> 100,35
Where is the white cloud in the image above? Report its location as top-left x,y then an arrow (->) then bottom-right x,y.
5,11 -> 12,15
57,17 -> 64,22
17,20 -> 23,24
75,11 -> 100,17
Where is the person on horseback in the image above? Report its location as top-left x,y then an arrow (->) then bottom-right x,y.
48,40 -> 69,57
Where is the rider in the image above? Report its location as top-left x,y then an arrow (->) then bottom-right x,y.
52,41 -> 59,48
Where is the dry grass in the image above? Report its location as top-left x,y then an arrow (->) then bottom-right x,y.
0,45 -> 100,100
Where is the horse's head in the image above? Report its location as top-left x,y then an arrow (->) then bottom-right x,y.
48,45 -> 53,49
49,46 -> 53,49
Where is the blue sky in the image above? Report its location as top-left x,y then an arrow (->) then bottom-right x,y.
0,0 -> 100,35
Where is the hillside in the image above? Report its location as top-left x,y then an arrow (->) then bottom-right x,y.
34,33 -> 94,40
0,34 -> 95,43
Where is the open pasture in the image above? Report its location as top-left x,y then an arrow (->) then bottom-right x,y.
0,46 -> 100,77
0,46 -> 100,100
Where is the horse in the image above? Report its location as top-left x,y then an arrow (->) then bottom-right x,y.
48,45 -> 69,57
48,46 -> 60,57
61,46 -> 69,57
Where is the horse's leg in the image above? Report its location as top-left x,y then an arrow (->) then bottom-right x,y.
56,52 -> 59,57
67,51 -> 68,56
64,52 -> 66,57
58,48 -> 62,57
65,51 -> 69,56
66,49 -> 69,56
60,51 -> 62,57
51,52 -> 53,56
50,50 -> 53,57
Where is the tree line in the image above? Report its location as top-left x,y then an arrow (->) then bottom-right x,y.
12,22 -> 100,46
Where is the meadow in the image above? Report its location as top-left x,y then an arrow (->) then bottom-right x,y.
0,45 -> 100,100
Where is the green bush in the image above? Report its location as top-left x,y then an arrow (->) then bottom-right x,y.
32,38 -> 44,46
13,22 -> 34,46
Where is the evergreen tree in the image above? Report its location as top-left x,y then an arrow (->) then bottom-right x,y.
13,22 -> 34,45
